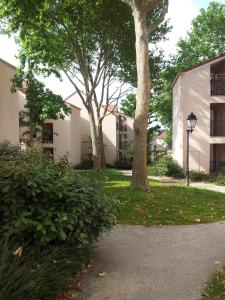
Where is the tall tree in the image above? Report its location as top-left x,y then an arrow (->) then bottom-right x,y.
0,0 -> 169,171
120,0 -> 168,189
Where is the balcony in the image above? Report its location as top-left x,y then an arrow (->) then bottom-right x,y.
211,74 -> 225,96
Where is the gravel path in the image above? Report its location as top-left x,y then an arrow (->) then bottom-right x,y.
77,223 -> 225,300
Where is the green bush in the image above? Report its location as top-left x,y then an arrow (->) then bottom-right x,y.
0,144 -> 117,245
148,155 -> 184,178
0,140 -> 20,157
189,170 -> 206,181
0,238 -> 88,300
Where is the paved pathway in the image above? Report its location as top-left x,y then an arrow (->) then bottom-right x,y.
121,170 -> 225,194
77,223 -> 225,300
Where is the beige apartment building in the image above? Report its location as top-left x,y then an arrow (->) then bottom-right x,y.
0,58 -> 22,144
1,57 -> 134,167
0,58 -> 81,166
66,92 -> 134,165
172,53 -> 225,173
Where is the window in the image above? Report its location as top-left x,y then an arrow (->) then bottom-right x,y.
117,116 -> 127,132
42,123 -> 53,143
119,134 -> 128,150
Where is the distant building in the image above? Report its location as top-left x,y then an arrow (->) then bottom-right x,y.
152,130 -> 168,160
66,92 -> 134,165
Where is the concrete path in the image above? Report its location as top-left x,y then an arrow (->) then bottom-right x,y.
77,223 -> 225,300
121,170 -> 225,194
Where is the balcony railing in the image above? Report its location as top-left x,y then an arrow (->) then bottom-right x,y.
210,120 -> 225,136
211,74 -> 225,96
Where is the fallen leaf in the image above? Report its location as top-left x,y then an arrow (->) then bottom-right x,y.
98,272 -> 107,278
195,219 -> 201,222
13,246 -> 22,257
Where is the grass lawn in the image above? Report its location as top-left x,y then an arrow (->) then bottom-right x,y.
79,169 -> 225,226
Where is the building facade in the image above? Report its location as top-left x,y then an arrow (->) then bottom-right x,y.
66,92 -> 134,165
0,58 -> 81,166
0,58 -> 22,143
172,53 -> 225,173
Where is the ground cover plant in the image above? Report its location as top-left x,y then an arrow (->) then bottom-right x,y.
202,267 -> 225,300
0,142 -> 117,300
80,169 -> 225,226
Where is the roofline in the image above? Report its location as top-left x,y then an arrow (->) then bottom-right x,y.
0,57 -> 17,70
172,52 -> 225,88
68,103 -> 81,110
65,91 -> 134,120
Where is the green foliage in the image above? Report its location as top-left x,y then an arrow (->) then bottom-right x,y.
202,267 -> 225,299
148,155 -> 184,178
189,170 -> 206,181
120,94 -> 136,118
176,2 -> 225,69
0,238 -> 87,300
189,171 -> 225,186
0,143 -> 117,245
0,141 -> 20,157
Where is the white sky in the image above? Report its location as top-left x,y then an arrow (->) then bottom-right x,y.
0,0 -> 225,98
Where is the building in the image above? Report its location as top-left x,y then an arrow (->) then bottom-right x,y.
152,130 -> 168,160
40,103 -> 81,165
66,92 -> 134,165
0,58 -> 81,166
172,53 -> 225,173
1,57 -> 134,167
0,58 -> 23,144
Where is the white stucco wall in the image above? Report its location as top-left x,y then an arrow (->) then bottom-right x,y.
0,59 -> 20,143
173,57 -> 225,173
172,76 -> 184,167
43,105 -> 81,166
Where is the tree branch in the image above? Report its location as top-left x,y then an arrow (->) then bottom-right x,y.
147,0 -> 168,34
62,67 -> 87,108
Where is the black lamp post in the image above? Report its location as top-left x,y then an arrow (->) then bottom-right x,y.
186,112 -> 197,186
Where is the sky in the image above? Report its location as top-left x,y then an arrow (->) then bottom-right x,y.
0,0 -> 225,98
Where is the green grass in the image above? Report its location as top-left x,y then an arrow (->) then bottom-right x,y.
202,267 -> 225,299
78,169 -> 225,226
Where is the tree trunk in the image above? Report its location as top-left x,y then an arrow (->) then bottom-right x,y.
87,104 -> 101,171
131,8 -> 151,190
98,120 -> 106,169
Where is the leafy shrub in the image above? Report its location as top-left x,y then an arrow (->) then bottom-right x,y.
189,170 -> 206,181
0,144 -> 117,245
148,155 -> 184,178
0,140 -> 20,157
0,238 -> 87,300
209,174 -> 225,186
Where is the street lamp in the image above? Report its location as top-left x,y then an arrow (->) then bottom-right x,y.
186,112 -> 197,186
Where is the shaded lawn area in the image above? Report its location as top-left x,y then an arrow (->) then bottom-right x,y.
78,169 -> 225,226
